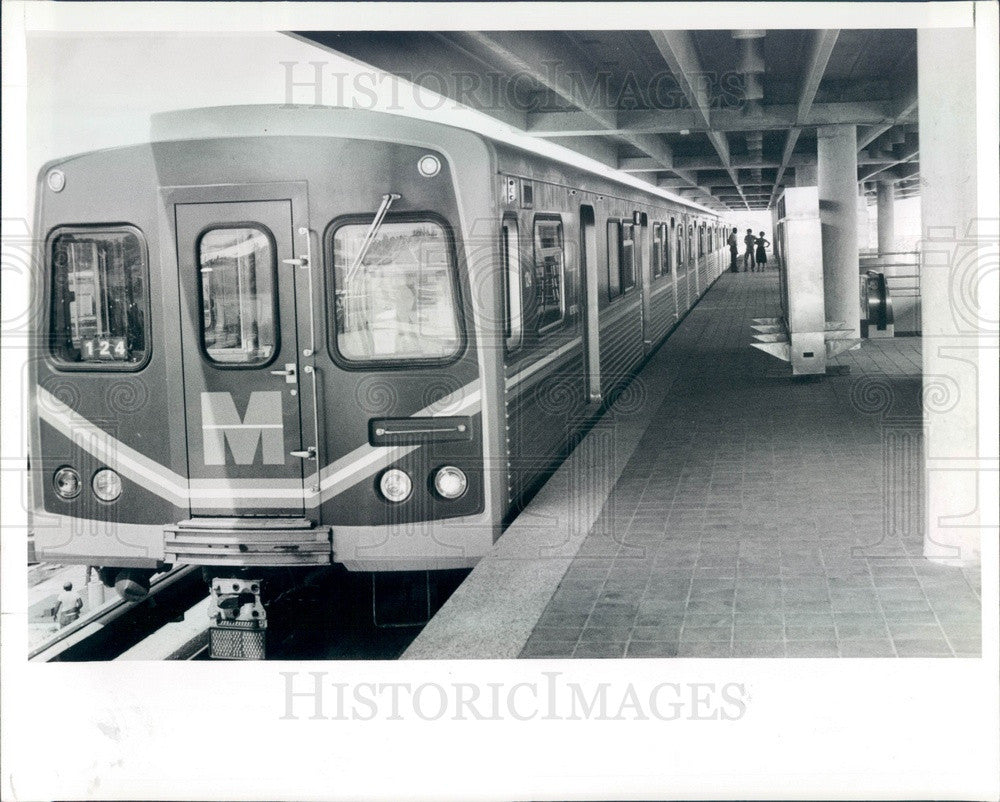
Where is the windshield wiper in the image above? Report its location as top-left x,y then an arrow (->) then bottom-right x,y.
345,193 -> 401,284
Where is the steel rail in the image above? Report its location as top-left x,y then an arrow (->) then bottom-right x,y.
29,565 -> 206,662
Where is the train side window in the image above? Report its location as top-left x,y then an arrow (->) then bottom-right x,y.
675,220 -> 685,276
502,215 -> 522,350
664,220 -> 674,276
606,220 -> 621,300
329,217 -> 462,365
197,226 -> 277,366
532,216 -> 565,332
620,222 -> 636,292
651,223 -> 662,277
49,226 -> 150,369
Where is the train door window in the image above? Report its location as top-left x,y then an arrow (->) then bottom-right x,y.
532,216 -> 565,332
197,226 -> 277,366
49,226 -> 150,369
502,215 -> 522,350
675,220 -> 685,276
606,220 -> 621,300
651,223 -> 663,277
329,217 -> 461,364
620,222 -> 636,291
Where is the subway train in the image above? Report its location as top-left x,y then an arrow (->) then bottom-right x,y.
29,105 -> 727,648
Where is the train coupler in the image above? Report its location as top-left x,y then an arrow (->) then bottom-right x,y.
208,577 -> 267,660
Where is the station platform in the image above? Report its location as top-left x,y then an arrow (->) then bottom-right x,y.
405,270 -> 981,660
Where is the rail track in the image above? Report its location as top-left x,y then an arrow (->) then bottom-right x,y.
29,566 -> 207,662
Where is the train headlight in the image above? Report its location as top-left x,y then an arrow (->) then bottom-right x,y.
53,467 -> 81,499
92,468 -> 123,502
379,469 -> 412,503
433,466 -> 468,499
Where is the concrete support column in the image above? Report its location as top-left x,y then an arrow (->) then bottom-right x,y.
876,181 -> 895,253
817,124 -> 860,336
918,26 -> 984,564
858,188 -> 871,251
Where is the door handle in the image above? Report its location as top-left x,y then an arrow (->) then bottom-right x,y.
290,446 -> 316,460
270,363 -> 297,383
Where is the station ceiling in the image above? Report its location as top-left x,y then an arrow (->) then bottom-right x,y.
299,29 -> 919,212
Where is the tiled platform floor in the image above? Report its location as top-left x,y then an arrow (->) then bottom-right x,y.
521,271 -> 981,658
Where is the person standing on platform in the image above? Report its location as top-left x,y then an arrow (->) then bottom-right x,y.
754,232 -> 770,271
728,227 -> 739,272
743,229 -> 756,271
52,581 -> 83,628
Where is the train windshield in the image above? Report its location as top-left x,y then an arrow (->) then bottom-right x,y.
49,228 -> 148,367
331,219 -> 460,363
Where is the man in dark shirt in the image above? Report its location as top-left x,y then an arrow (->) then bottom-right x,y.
743,229 -> 756,272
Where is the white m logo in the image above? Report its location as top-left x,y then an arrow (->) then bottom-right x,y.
201,391 -> 285,465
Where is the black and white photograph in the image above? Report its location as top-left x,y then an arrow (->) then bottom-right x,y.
1,1 -> 997,799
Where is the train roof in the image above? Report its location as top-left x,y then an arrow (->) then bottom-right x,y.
144,104 -> 718,218
27,31 -> 719,219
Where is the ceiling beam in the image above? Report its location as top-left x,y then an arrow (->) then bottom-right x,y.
443,32 -> 696,195
526,101 -> 911,137
649,29 -> 748,209
620,151 -> 908,173
859,147 -> 919,182
768,29 -> 840,209
857,80 -> 918,151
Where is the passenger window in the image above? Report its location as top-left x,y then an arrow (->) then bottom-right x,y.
651,223 -> 663,277
675,221 -> 685,276
502,216 -> 522,350
49,227 -> 149,368
607,220 -> 621,300
533,216 -> 565,332
197,227 -> 277,366
330,218 -> 461,363
664,222 -> 673,276
620,222 -> 636,291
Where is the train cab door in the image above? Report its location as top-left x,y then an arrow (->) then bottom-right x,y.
173,197 -> 307,517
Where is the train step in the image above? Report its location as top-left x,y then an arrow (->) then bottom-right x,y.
164,519 -> 332,566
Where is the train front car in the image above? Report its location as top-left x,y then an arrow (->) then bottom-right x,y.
28,107 -> 506,657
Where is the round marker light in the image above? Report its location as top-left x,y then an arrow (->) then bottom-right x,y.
417,154 -> 441,177
53,467 -> 81,499
92,468 -> 123,502
379,468 -> 412,503
47,169 -> 66,192
433,466 -> 468,500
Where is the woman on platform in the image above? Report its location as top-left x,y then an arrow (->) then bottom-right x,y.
754,232 -> 770,271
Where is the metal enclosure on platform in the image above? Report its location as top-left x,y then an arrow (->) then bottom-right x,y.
752,186 -> 858,375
